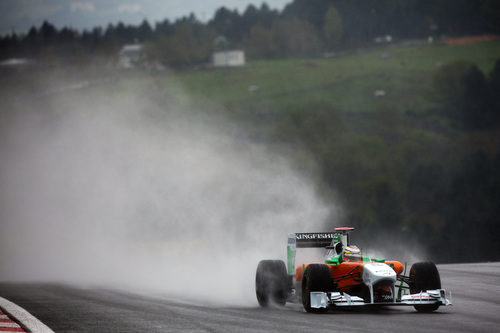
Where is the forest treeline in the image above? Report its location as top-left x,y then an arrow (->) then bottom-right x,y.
1,0 -> 500,66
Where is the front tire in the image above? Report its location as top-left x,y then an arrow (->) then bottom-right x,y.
302,264 -> 334,313
409,261 -> 441,312
255,260 -> 289,307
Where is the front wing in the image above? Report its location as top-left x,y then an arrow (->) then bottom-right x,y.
310,289 -> 452,309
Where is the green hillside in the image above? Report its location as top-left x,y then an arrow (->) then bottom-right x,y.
171,40 -> 500,262
176,41 -> 500,114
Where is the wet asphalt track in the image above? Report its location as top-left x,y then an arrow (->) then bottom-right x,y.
0,262 -> 499,332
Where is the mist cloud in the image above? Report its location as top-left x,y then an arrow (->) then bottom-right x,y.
0,73 -> 336,305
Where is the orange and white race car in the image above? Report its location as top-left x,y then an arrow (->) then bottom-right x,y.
255,227 -> 452,313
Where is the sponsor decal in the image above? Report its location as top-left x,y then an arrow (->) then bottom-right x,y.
296,233 -> 334,240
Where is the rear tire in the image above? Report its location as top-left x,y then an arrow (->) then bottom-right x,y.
302,264 -> 334,313
255,260 -> 289,307
409,261 -> 441,312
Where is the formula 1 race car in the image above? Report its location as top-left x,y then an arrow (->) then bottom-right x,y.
255,227 -> 452,313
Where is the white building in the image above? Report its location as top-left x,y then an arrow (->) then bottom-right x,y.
119,44 -> 143,69
213,50 -> 245,67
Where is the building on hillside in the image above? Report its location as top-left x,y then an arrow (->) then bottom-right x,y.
213,50 -> 245,67
119,44 -> 143,69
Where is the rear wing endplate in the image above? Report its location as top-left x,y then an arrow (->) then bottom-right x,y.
287,232 -> 334,274
287,228 -> 355,275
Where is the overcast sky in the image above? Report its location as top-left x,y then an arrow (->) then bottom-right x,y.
0,0 -> 291,35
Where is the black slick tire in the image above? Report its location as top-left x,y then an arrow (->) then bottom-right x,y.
409,261 -> 442,312
302,264 -> 334,313
255,260 -> 289,307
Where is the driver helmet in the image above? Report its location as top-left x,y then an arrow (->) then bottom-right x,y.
342,245 -> 362,261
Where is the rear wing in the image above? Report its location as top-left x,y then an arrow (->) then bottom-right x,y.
294,233 -> 335,248
287,228 -> 355,275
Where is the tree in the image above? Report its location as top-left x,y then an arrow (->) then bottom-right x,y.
40,21 -> 57,44
271,18 -> 320,57
433,60 -> 474,108
258,3 -> 279,28
0,33 -> 19,60
433,59 -> 500,129
154,19 -> 173,38
461,65 -> 489,128
210,7 -> 243,42
282,0 -> 331,31
488,59 -> 500,125
244,25 -> 276,58
58,27 -> 77,44
432,60 -> 488,128
145,20 -> 215,67
407,163 -> 447,219
323,6 -> 343,49
374,181 -> 403,229
481,0 -> 500,33
137,19 -> 153,42
242,4 -> 260,36
446,150 -> 500,260
114,22 -> 130,44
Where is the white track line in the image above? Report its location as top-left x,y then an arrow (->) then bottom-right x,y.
0,297 -> 54,333
0,322 -> 22,328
